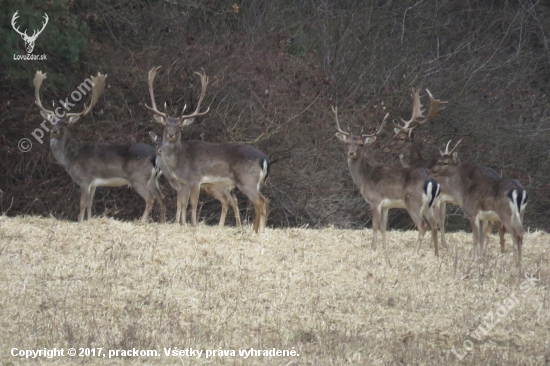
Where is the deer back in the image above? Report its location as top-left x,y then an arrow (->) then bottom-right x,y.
161,139 -> 269,187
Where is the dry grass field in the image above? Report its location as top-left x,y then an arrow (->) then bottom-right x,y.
0,215 -> 549,365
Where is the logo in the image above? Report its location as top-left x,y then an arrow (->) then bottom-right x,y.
12,10 -> 48,60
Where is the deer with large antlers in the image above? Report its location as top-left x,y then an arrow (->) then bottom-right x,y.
12,11 -> 48,54
430,141 -> 527,267
34,71 -> 166,223
145,66 -> 269,233
383,88 -> 506,251
333,106 -> 442,255
149,132 -> 241,228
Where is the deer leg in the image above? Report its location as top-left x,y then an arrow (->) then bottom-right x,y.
414,219 -> 428,255
380,207 -> 389,250
229,190 -> 242,229
479,219 -> 489,258
501,216 -> 523,269
219,199 -> 229,227
425,210 -> 439,257
237,184 -> 267,234
178,185 -> 190,225
189,184 -> 201,227
149,183 -> 165,224
134,185 -> 155,223
439,202 -> 447,248
371,205 -> 381,250
207,188 -> 229,227
470,217 -> 481,261
498,223 -> 506,253
251,194 -> 268,233
405,198 -> 427,255
79,186 -> 91,222
87,185 -> 96,220
484,221 -> 494,252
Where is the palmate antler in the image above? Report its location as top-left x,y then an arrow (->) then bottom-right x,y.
145,66 -> 210,126
394,88 -> 447,136
34,71 -> 107,124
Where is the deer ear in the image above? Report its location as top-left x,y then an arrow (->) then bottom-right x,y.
335,132 -> 349,143
40,111 -> 54,122
153,115 -> 165,124
68,115 -> 81,124
452,151 -> 459,161
363,136 -> 377,145
149,131 -> 157,142
181,118 -> 195,127
393,128 -> 400,135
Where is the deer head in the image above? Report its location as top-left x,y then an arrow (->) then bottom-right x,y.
12,11 -> 48,54
384,89 -> 447,155
333,106 -> 389,159
34,71 -> 107,139
430,140 -> 462,177
145,66 -> 210,143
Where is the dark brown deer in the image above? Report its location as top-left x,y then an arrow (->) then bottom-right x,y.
149,132 -> 241,228
333,106 -> 441,255
34,71 -> 165,223
430,141 -> 527,268
145,66 -> 269,233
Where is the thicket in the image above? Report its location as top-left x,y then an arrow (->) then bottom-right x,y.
1,0 -> 549,231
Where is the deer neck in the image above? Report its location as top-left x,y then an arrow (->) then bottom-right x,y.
347,151 -> 372,188
440,163 -> 469,205
160,138 -> 183,170
50,130 -> 78,170
399,142 -> 427,168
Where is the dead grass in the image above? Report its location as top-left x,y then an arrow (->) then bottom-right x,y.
0,215 -> 548,365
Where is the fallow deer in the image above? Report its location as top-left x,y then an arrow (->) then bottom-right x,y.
430,141 -> 527,267
34,71 -> 166,223
383,89 -> 506,252
333,106 -> 442,255
145,66 -> 269,233
149,132 -> 241,228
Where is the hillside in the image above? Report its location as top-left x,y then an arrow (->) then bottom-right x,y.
0,216 -> 548,365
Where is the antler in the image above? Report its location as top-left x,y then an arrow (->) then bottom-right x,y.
12,11 -> 48,41
332,106 -> 348,135
11,11 -> 26,38
34,71 -> 54,115
333,105 -> 389,141
65,72 -> 107,120
413,89 -> 447,128
29,13 -> 48,41
179,69 -> 210,122
144,66 -> 168,123
394,88 -> 423,131
362,113 -> 390,139
394,88 -> 447,135
440,139 -> 462,156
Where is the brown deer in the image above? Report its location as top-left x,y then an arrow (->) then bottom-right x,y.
34,71 -> 166,223
383,88 -> 506,251
333,106 -> 442,255
145,66 -> 269,233
149,132 -> 241,228
430,141 -> 527,267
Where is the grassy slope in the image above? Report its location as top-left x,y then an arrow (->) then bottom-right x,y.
0,216 -> 548,365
